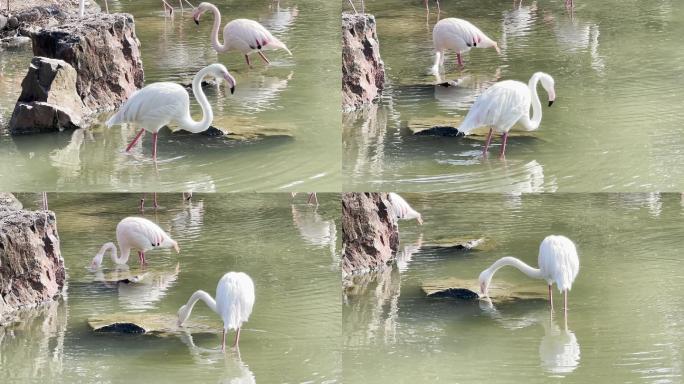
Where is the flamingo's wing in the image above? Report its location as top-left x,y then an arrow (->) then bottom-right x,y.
457,81 -> 529,134
539,235 -> 580,292
107,83 -> 189,129
226,19 -> 291,54
217,272 -> 256,330
120,217 -> 172,250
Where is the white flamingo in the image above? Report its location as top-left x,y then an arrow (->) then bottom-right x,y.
432,18 -> 501,73
106,63 -> 236,161
177,272 -> 255,351
90,217 -> 180,268
457,72 -> 556,158
388,193 -> 423,224
192,2 -> 292,67
478,235 -> 579,318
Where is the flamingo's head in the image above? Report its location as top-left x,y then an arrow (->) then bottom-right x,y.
478,269 -> 493,298
206,63 -> 237,94
538,72 -> 556,107
192,2 -> 212,25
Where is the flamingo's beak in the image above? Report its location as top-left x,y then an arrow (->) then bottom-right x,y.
223,73 -> 236,94
194,18 -> 199,25
548,89 -> 556,107
494,42 -> 501,55
548,100 -> 554,107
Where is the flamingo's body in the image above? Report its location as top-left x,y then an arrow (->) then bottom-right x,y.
178,272 -> 255,351
388,193 -> 423,224
478,235 -> 579,317
458,72 -> 556,158
432,18 -> 500,73
193,2 -> 292,67
107,63 -> 235,161
91,217 -> 180,268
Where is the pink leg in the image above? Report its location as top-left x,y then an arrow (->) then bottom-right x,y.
153,192 -> 159,209
126,129 -> 145,152
221,329 -> 226,352
140,193 -> 146,212
499,131 -> 509,159
245,55 -> 252,68
457,53 -> 463,68
548,284 -> 554,311
257,51 -> 270,64
482,128 -> 494,156
152,132 -> 158,161
233,327 -> 241,348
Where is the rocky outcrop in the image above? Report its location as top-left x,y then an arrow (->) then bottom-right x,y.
31,12 -> 143,113
8,57 -> 89,134
342,13 -> 385,112
0,194 -> 65,325
342,193 -> 398,277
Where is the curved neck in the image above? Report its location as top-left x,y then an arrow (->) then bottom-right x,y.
208,3 -> 227,52
178,290 -> 218,324
526,73 -> 543,130
179,67 -> 214,133
488,256 -> 543,280
93,242 -> 131,267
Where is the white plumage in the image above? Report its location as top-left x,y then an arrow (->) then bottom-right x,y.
388,193 -> 423,224
478,235 -> 579,316
107,63 -> 236,161
177,272 -> 256,351
91,217 -> 180,268
458,72 -> 556,158
193,2 -> 292,67
432,18 -> 500,73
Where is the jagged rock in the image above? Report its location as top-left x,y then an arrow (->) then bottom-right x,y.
31,12 -> 144,113
7,16 -> 19,30
0,15 -> 7,30
0,193 -> 23,211
8,57 -> 88,134
0,195 -> 65,325
342,193 -> 398,277
342,13 -> 385,112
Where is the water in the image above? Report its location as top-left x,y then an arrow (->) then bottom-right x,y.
343,0 -> 684,192
0,193 -> 341,383
343,193 -> 684,383
0,0 -> 341,192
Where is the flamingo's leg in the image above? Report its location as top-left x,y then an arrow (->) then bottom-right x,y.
347,0 -> 357,14
151,132 -> 158,161
221,329 -> 226,352
424,0 -> 428,12
548,284 -> 554,311
104,0 -> 109,13
138,251 -> 146,265
257,51 -> 271,65
482,128 -> 494,156
179,0 -> 183,13
233,327 -> 241,348
153,192 -> 159,209
245,55 -> 252,68
42,192 -> 48,211
162,0 -> 173,15
563,289 -> 568,319
456,53 -> 463,68
436,0 -> 440,14
307,193 -> 318,205
499,131 -> 509,159
126,129 -> 145,152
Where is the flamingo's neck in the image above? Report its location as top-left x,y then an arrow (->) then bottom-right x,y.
178,66 -> 214,133
92,242 -> 131,267
207,3 -> 228,52
525,73 -> 543,130
178,290 -> 218,325
487,256 -> 544,281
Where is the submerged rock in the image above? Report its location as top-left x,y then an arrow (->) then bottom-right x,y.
342,13 -> 385,112
88,313 -> 219,336
31,12 -> 144,113
0,194 -> 65,325
9,57 -> 89,134
342,193 -> 399,277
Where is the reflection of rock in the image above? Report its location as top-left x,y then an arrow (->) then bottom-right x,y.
9,57 -> 89,134
342,13 -> 385,112
49,128 -> 91,179
342,193 -> 398,277
0,195 -> 65,325
31,12 -> 143,113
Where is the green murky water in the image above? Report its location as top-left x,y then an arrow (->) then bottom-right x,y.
343,0 -> 684,192
0,0 -> 341,192
344,193 -> 684,383
0,193 -> 340,383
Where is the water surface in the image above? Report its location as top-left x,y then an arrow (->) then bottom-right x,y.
1,193 -> 340,383
344,193 -> 684,383
343,0 -> 684,192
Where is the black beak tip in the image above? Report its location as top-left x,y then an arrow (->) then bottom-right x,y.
548,100 -> 554,107
230,87 -> 235,94
194,19 -> 199,25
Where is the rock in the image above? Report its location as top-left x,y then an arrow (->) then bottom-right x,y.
0,195 -> 65,325
8,57 -> 89,134
0,35 -> 32,49
422,278 -> 548,304
0,193 -> 23,211
342,193 -> 398,277
414,126 -> 465,137
7,16 -> 19,30
0,15 -> 7,30
422,237 -> 488,251
31,12 -> 144,113
88,313 -> 220,336
342,13 -> 385,112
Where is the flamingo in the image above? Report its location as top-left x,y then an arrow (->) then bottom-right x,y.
478,235 -> 579,318
457,72 -> 556,158
90,217 -> 180,269
192,2 -> 292,68
424,0 -> 440,13
177,272 -> 255,351
388,193 -> 423,224
432,18 -> 501,73
106,63 -> 236,162
290,192 -> 318,206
